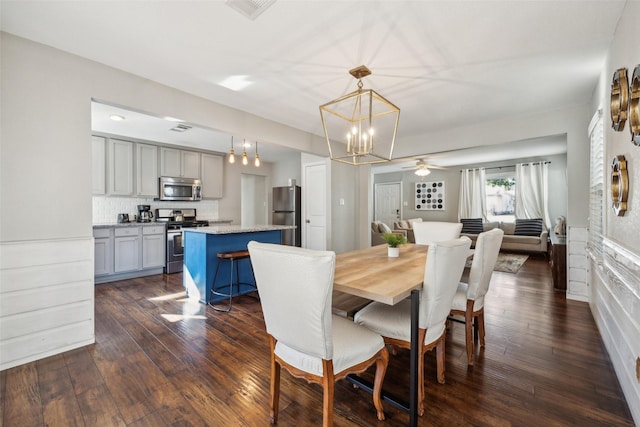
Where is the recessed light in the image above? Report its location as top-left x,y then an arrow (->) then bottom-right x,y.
219,75 -> 253,91
109,114 -> 126,121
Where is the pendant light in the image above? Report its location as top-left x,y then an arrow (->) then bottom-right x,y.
319,65 -> 400,166
228,136 -> 235,164
242,139 -> 248,165
254,142 -> 261,167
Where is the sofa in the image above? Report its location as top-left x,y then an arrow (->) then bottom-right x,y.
371,221 -> 407,246
392,218 -> 423,243
460,218 -> 548,255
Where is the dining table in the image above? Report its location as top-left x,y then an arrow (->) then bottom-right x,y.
333,243 -> 428,427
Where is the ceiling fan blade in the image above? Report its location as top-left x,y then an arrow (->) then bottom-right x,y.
426,165 -> 447,170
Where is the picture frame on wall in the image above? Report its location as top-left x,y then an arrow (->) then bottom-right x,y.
415,181 -> 445,211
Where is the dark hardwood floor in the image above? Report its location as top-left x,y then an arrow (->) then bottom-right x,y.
1,255 -> 634,426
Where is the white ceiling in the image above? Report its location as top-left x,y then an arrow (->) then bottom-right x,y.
1,0 -> 626,167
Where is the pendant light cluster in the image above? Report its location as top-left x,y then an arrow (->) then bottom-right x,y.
228,136 -> 261,167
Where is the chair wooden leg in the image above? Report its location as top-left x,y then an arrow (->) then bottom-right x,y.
372,347 -> 389,421
465,300 -> 474,366
478,309 -> 486,348
321,360 -> 335,427
417,328 -> 427,416
269,337 -> 280,424
435,336 -> 446,384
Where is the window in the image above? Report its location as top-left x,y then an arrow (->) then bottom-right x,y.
588,110 -> 604,258
485,170 -> 516,223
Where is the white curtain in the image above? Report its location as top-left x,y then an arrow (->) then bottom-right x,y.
515,162 -> 551,228
458,168 -> 487,220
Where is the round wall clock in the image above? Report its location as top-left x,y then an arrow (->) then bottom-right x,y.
610,68 -> 629,131
630,65 -> 640,146
611,155 -> 628,216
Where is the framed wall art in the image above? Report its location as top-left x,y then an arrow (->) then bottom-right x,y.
415,181 -> 445,211
610,67 -> 629,132
611,155 -> 629,216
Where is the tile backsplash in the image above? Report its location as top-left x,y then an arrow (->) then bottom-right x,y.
93,196 -> 219,224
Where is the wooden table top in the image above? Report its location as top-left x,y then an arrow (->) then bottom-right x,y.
333,243 -> 428,305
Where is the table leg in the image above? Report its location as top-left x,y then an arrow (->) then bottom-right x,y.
410,289 -> 419,426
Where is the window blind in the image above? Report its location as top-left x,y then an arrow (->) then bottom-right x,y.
588,110 -> 604,258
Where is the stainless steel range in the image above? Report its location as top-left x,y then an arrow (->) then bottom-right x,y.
155,208 -> 209,274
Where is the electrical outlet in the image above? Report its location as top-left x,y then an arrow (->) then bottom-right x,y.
636,357 -> 640,382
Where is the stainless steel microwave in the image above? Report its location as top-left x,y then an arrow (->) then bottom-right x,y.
158,176 -> 202,201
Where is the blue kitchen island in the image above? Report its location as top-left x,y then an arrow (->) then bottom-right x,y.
183,224 -> 295,304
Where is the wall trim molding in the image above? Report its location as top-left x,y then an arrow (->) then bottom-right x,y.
0,237 -> 95,371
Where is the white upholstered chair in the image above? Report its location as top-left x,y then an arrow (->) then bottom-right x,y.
412,221 -> 463,245
450,228 -> 504,365
247,241 -> 389,426
354,236 -> 472,416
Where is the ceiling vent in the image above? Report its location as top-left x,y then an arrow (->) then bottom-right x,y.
170,123 -> 192,132
225,0 -> 276,20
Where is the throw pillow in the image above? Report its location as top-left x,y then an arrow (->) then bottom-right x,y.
461,218 -> 483,234
398,220 -> 409,228
514,218 -> 543,236
379,222 -> 392,233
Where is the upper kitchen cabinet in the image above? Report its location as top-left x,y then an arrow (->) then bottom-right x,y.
92,136 -> 106,195
160,147 -> 201,179
136,143 -> 158,197
108,139 -> 134,196
201,153 -> 224,199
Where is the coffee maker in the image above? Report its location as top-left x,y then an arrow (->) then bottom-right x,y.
137,205 -> 154,222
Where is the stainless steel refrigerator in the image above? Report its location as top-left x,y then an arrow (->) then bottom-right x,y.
272,185 -> 301,246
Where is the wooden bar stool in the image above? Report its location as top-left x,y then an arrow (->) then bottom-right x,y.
209,250 -> 256,312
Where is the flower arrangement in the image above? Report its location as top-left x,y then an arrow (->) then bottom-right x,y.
382,232 -> 407,248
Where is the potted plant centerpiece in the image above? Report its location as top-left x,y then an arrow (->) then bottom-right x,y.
382,232 -> 407,257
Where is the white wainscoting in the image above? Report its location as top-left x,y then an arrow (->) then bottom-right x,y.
567,226 -> 588,301
0,238 -> 95,371
589,238 -> 640,425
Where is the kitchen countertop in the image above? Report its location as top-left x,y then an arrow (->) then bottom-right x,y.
183,224 -> 296,235
93,222 -> 165,228
93,219 -> 233,228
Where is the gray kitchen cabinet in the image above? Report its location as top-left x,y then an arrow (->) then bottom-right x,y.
93,227 -> 113,276
142,225 -> 165,269
108,139 -> 134,196
94,225 -> 165,284
201,153 -> 224,199
114,227 -> 141,273
92,136 -> 106,195
136,143 -> 158,197
160,147 -> 201,178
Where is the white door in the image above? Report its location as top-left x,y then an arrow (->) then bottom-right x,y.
375,182 -> 402,227
303,161 -> 327,250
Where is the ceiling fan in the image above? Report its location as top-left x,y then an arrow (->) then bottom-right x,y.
402,159 -> 447,176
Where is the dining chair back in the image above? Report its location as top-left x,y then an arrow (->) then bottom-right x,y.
354,236 -> 471,416
247,241 -> 389,425
450,227 -> 504,365
413,221 -> 463,245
